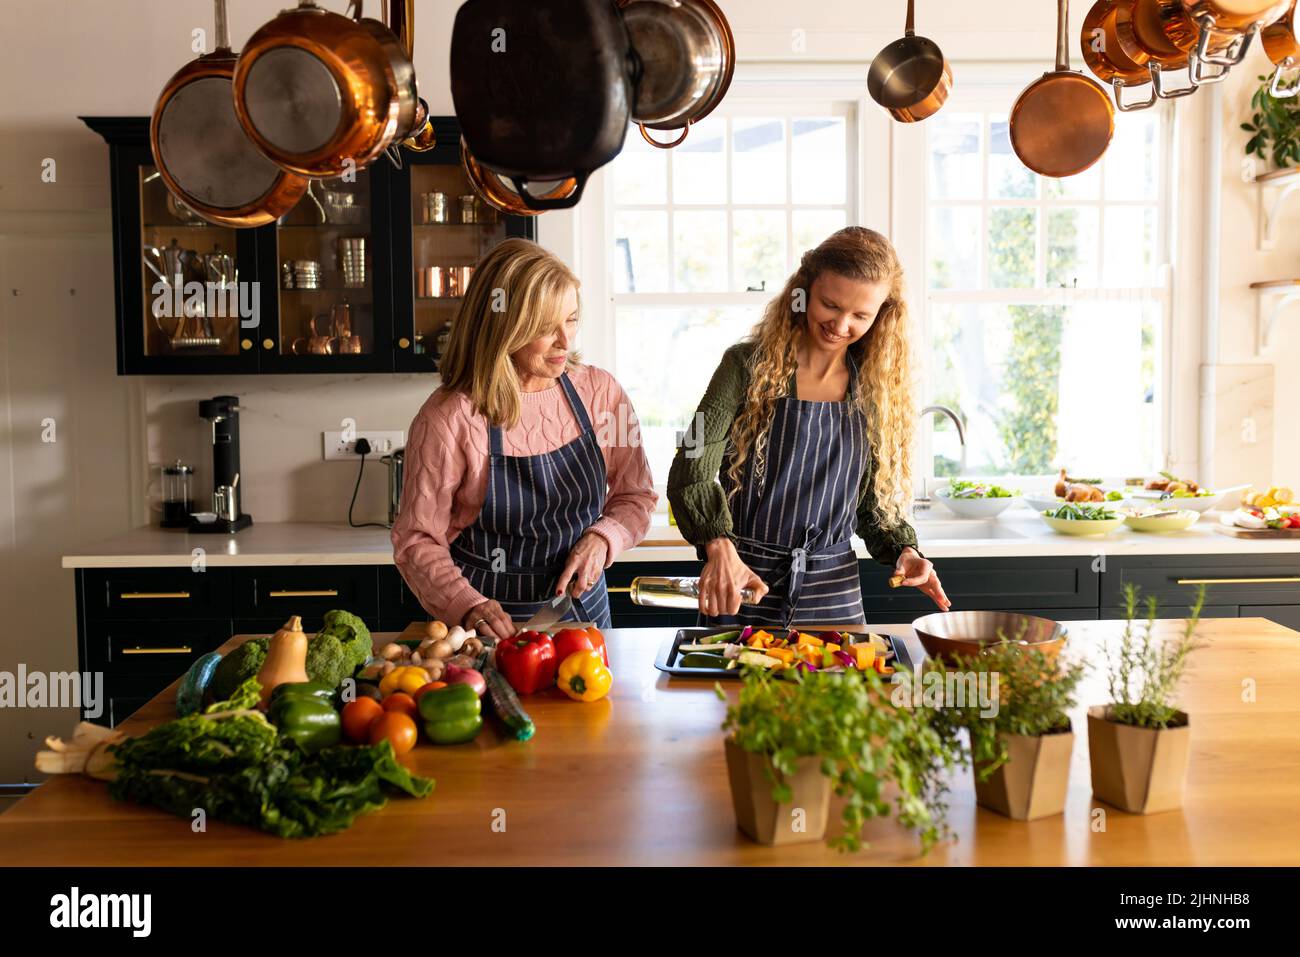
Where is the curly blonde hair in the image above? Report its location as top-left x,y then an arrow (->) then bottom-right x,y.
725,227 -> 916,528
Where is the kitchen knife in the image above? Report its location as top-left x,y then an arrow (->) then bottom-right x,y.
519,593 -> 573,633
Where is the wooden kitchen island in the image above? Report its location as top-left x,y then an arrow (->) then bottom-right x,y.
2,619 -> 1298,866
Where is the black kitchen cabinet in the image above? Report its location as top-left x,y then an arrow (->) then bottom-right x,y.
82,116 -> 536,376
72,550 -> 1300,726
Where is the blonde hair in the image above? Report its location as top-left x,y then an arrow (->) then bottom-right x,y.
726,227 -> 916,528
438,238 -> 581,427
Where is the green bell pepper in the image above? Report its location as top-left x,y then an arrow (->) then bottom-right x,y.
267,694 -> 342,753
418,682 -> 483,745
269,680 -> 337,705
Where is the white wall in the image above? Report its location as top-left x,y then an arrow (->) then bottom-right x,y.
0,0 -> 1276,784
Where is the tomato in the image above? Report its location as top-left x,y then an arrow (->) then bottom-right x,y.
341,697 -> 384,744
413,681 -> 447,702
368,712 -> 418,754
553,626 -> 609,668
382,692 -> 419,721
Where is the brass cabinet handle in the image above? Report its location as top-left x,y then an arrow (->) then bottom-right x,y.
119,591 -> 191,600
121,646 -> 193,655
269,588 -> 340,598
1175,577 -> 1300,585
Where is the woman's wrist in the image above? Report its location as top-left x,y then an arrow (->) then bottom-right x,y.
704,536 -> 735,559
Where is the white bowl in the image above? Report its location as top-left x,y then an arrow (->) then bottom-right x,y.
1126,489 -> 1221,513
1025,493 -> 1135,513
934,487 -> 1018,519
190,512 -> 218,524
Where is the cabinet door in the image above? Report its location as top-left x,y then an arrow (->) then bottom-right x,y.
255,163 -> 396,372
82,118 -> 262,376
81,568 -> 231,621
379,565 -> 429,622
84,619 -> 233,676
392,117 -> 538,373
233,566 -> 379,621
1102,555 -> 1300,610
861,557 -> 1099,614
1240,605 -> 1300,633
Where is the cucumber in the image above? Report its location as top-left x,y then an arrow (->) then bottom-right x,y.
176,651 -> 222,716
700,630 -> 740,645
484,667 -> 535,742
679,652 -> 728,668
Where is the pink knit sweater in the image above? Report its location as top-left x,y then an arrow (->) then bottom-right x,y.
391,364 -> 658,627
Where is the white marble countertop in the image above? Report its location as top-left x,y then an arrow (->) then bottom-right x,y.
61,508 -> 1300,569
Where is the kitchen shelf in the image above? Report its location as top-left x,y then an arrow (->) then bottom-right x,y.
1255,167 -> 1300,250
1249,279 -> 1300,352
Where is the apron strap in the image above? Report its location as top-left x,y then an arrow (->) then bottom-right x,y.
558,372 -> 596,434
487,423 -> 504,456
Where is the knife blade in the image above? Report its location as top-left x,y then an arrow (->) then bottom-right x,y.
519,593 -> 573,633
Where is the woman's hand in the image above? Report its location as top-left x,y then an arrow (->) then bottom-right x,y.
463,599 -> 515,642
699,538 -> 769,618
555,531 -> 609,599
896,547 -> 950,611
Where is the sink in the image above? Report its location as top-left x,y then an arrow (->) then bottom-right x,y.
911,520 -> 1026,541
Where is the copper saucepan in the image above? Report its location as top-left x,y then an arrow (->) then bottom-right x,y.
1011,0 -> 1115,179
1182,0 -> 1291,70
1127,0 -> 1203,94
867,0 -> 953,123
1081,0 -> 1158,111
460,139 -> 579,218
233,0 -> 415,178
1263,0 -> 1300,96
150,0 -> 308,227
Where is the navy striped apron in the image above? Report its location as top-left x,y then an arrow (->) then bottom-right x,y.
703,362 -> 867,630
450,372 -> 612,629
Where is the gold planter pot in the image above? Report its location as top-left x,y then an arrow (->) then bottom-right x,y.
1087,705 -> 1191,813
723,736 -> 830,846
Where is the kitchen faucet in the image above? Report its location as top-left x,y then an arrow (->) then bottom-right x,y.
915,404 -> 967,514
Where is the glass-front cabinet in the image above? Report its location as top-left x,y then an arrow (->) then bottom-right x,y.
84,116 -> 535,375
392,117 -> 534,373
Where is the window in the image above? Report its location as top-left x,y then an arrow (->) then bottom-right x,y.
606,102 -> 858,488
923,91 -> 1170,481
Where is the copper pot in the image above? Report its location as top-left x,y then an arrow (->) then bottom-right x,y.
1126,0 -> 1207,94
232,0 -> 414,178
1011,0 -> 1115,179
1081,1 -> 1159,111
460,138 -> 578,217
868,0 -> 953,123
150,0 -> 308,227
1263,0 -> 1300,95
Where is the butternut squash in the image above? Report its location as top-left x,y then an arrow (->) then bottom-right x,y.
256,616 -> 310,708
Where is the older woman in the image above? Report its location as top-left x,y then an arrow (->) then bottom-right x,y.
393,239 -> 657,639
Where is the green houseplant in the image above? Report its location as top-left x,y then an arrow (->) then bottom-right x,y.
718,666 -> 966,853
1243,74 -> 1300,170
1088,584 -> 1207,813
945,640 -> 1088,821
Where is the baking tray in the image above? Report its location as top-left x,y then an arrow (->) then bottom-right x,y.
654,626 -> 914,678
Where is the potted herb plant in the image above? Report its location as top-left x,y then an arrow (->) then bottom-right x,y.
718,666 -> 965,852
1087,583 -> 1207,814
1243,75 -> 1300,171
946,639 -> 1087,821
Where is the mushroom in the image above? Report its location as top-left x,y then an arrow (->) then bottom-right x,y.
425,620 -> 449,642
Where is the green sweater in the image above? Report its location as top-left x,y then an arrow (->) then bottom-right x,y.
666,341 -> 919,566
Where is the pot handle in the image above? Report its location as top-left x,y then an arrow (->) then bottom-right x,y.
1150,61 -> 1197,99
1194,17 -> 1259,68
1270,61 -> 1300,98
1188,51 -> 1231,86
1055,0 -> 1072,73
509,171 -> 590,212
1112,77 -> 1157,113
640,122 -> 690,150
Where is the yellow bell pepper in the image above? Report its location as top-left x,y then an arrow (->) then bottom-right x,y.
558,650 -> 613,703
380,665 -> 428,697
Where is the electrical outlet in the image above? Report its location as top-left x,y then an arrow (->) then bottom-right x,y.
322,430 -> 405,461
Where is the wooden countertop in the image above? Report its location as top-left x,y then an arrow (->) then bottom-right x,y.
3,618 -> 1299,866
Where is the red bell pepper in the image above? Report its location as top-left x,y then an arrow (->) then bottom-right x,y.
496,631 -> 558,694
552,626 -> 609,668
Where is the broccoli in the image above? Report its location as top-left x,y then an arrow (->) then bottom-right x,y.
305,610 -> 373,689
210,636 -> 270,700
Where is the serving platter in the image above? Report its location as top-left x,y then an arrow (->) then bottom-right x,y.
654,626 -> 914,678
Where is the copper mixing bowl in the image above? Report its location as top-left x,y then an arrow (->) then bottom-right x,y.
911,611 -> 1067,661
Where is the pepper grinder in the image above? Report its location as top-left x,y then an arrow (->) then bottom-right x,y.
190,395 -> 253,534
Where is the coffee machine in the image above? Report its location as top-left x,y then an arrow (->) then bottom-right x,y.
190,395 -> 253,534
